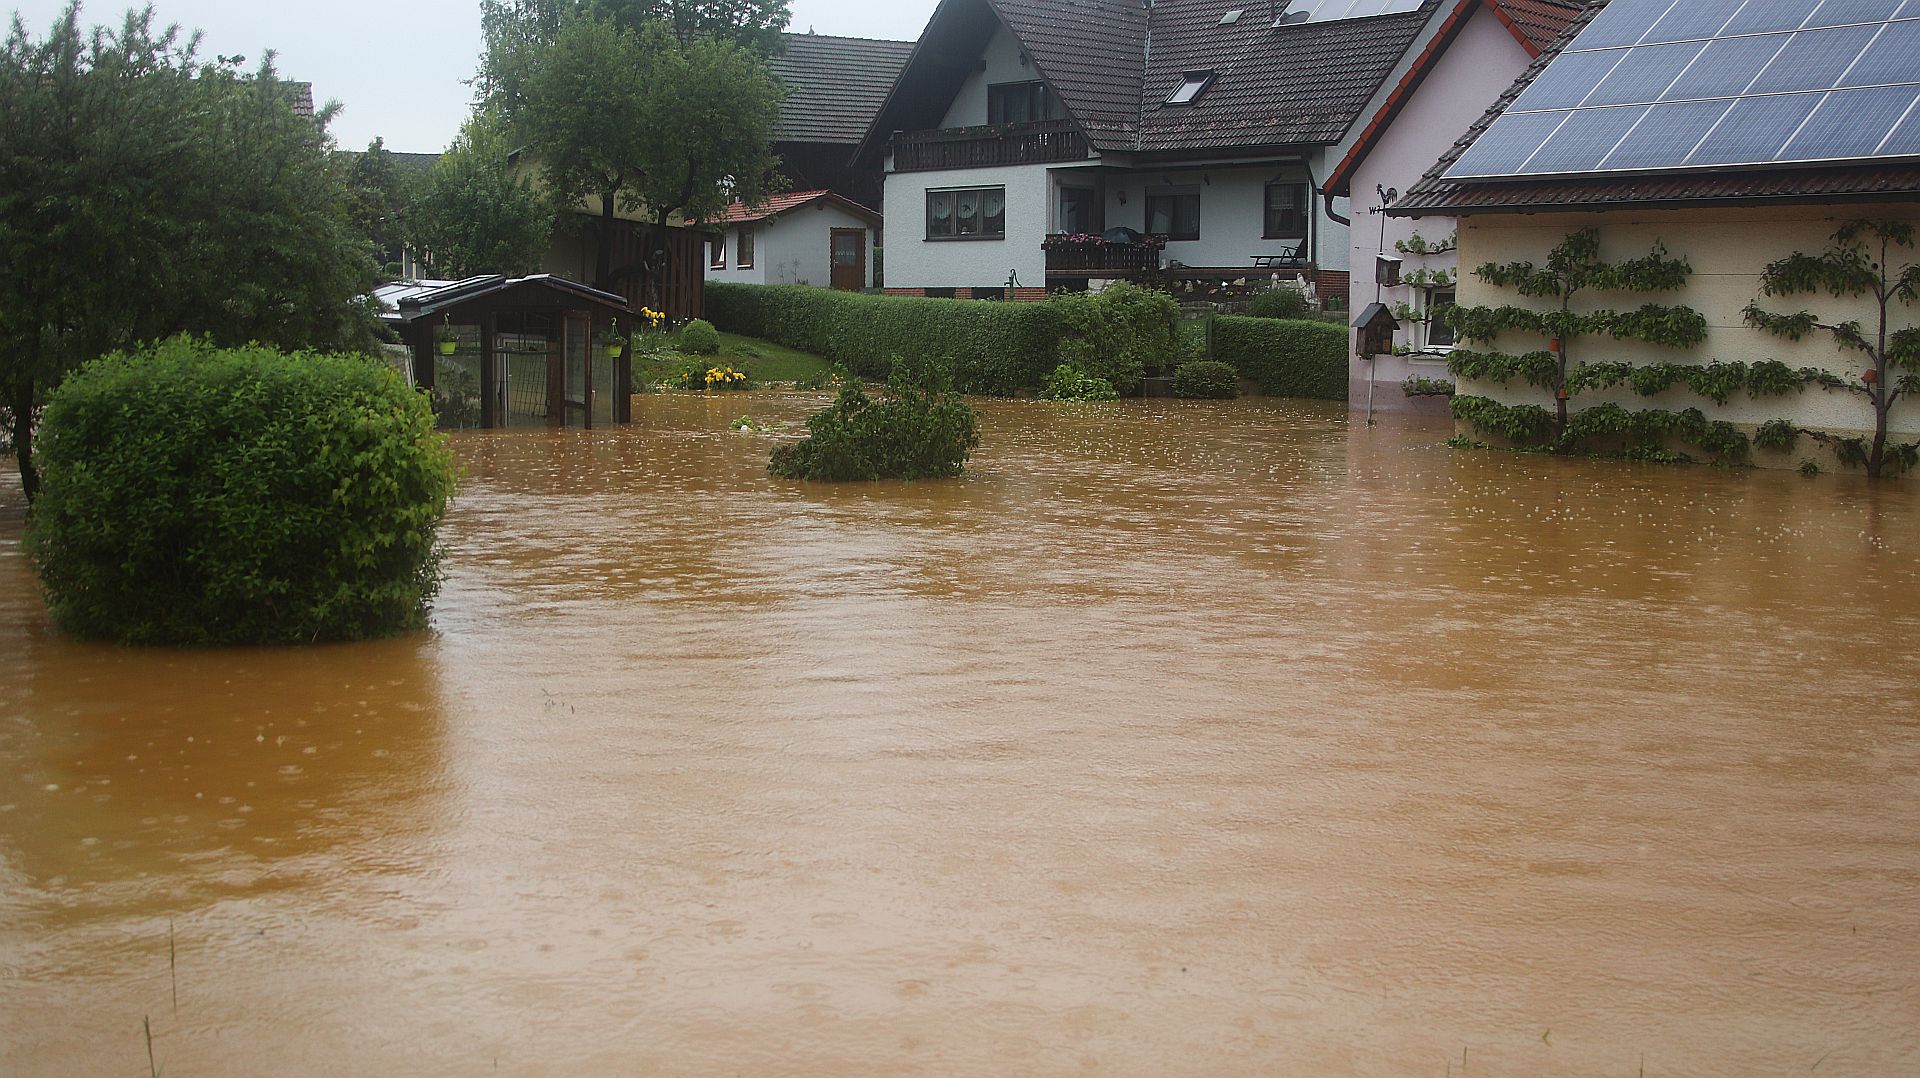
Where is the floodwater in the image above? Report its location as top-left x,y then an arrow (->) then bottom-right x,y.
2,393 -> 1917,1076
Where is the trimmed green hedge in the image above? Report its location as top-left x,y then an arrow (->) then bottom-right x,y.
706,284 -> 1062,395
27,337 -> 456,645
1212,316 -> 1348,400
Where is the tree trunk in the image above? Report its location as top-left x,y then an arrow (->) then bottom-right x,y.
593,190 -> 617,292
1868,380 -> 1889,479
11,377 -> 38,503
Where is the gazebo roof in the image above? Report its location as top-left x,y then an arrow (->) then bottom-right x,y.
377,274 -> 631,324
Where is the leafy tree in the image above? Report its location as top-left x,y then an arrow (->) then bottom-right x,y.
410,112 -> 554,278
477,0 -> 788,100
1447,228 -> 1705,434
1744,220 -> 1920,479
491,12 -> 782,304
344,137 -> 421,275
0,4 -> 381,500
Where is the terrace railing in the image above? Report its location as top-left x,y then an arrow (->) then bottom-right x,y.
1042,236 -> 1164,277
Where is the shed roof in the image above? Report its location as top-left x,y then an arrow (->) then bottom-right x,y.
706,189 -> 884,226
770,33 -> 916,144
378,275 -> 631,323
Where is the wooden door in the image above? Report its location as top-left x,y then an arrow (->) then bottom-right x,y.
830,229 -> 866,291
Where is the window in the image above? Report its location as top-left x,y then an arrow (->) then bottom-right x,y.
1264,181 -> 1308,238
1058,186 -> 1099,235
926,186 -> 1006,240
1145,188 -> 1200,241
1166,71 -> 1215,105
737,228 -> 754,268
709,235 -> 725,269
988,81 -> 1061,124
1426,288 -> 1457,348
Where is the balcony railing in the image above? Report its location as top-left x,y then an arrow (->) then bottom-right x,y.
890,119 -> 1091,172
1043,236 -> 1164,277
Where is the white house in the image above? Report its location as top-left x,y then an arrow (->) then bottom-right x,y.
703,190 -> 884,290
1325,0 -> 1582,412
859,0 -> 1531,305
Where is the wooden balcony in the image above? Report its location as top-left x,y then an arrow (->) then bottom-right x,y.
890,119 -> 1090,172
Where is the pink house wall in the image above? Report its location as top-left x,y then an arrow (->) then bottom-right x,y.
1347,4 -> 1533,415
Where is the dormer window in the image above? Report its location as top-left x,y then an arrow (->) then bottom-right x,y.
1166,72 -> 1214,106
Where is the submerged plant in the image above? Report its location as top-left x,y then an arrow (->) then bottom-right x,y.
768,355 -> 979,481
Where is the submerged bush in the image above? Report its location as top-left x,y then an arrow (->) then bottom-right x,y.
1040,363 -> 1119,401
768,355 -> 980,481
680,318 -> 721,354
1053,281 -> 1178,393
27,337 -> 456,645
1172,360 -> 1240,399
1212,316 -> 1347,399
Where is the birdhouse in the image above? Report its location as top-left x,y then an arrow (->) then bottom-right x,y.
1351,301 -> 1399,357
1376,254 -> 1402,288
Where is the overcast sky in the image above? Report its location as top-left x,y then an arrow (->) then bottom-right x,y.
6,0 -> 936,153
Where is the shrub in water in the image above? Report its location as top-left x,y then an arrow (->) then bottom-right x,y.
1212,315 -> 1347,399
1053,281 -> 1178,394
1247,287 -> 1313,320
26,337 -> 457,645
768,355 -> 980,481
680,318 -> 721,354
1173,360 -> 1241,399
1040,363 -> 1119,402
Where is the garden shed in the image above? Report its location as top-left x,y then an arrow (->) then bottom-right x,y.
380,275 -> 634,430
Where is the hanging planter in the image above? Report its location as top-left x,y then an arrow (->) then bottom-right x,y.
604,319 -> 627,361
438,339 -> 458,356
433,315 -> 458,356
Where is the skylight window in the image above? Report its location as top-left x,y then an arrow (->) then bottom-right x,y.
1167,72 -> 1215,105
1276,0 -> 1422,24
1219,8 -> 1244,24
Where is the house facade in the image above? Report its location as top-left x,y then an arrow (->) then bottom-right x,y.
1325,0 -> 1581,412
864,0 -> 1497,304
703,190 -> 883,289
1391,0 -> 1920,470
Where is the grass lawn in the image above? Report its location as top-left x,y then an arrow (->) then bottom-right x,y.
634,331 -> 834,387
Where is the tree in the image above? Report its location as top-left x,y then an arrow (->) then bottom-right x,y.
476,0 -> 789,100
345,137 -> 421,276
1744,220 -> 1920,479
491,12 -> 782,304
1450,228 -> 1704,434
409,112 -> 554,278
0,4 -> 381,500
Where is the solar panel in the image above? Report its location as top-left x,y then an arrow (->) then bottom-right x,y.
1443,0 -> 1920,179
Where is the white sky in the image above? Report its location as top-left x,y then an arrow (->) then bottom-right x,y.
6,0 -> 937,153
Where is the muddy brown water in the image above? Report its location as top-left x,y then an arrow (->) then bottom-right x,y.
2,393 -> 1917,1076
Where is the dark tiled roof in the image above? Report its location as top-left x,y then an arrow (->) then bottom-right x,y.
770,33 -> 915,144
1491,0 -> 1582,52
1393,0 -> 1920,214
1134,0 -> 1434,151
289,81 -> 314,117
994,0 -> 1149,142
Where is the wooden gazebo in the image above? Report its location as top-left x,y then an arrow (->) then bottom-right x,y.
383,275 -> 635,429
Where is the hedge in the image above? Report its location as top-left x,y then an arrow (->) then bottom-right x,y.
26,336 -> 456,645
1212,315 -> 1348,400
706,284 -> 1062,395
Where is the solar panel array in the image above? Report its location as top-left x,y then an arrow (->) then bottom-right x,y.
1279,0 -> 1424,25
1444,0 -> 1920,179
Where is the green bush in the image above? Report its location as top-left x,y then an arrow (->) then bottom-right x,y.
26,337 -> 456,645
768,355 -> 980,481
1247,288 -> 1313,320
707,283 -> 1063,394
1040,363 -> 1120,401
680,318 -> 721,354
1172,360 -> 1240,399
1213,315 -> 1348,399
1053,281 -> 1178,393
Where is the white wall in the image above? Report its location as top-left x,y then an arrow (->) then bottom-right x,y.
704,224 -> 767,285
939,24 -> 1034,128
1455,205 -> 1920,445
1098,161 -> 1346,272
883,162 -> 1050,289
1349,5 -> 1534,410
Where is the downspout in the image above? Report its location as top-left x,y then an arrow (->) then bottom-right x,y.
1304,156 -> 1348,276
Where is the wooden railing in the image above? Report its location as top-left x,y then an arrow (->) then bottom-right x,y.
890,119 -> 1090,172
1043,240 -> 1163,277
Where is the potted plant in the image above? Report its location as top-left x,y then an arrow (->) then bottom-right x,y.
602,318 -> 628,360
433,316 -> 458,356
